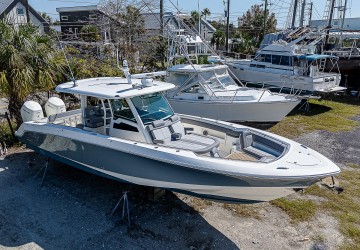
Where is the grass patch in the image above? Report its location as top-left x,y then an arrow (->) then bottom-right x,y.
269,98 -> 360,138
348,163 -> 360,169
189,197 -> 212,213
270,198 -> 317,223
0,119 -> 17,146
304,167 -> 360,248
223,204 -> 261,219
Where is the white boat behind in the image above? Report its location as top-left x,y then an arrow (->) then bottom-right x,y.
225,33 -> 345,94
166,64 -> 301,123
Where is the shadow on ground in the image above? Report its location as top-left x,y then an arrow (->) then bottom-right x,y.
0,151 -> 238,250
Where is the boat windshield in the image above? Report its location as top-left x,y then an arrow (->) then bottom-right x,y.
131,93 -> 174,124
217,75 -> 235,86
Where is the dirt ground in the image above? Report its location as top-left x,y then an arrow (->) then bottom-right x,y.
0,124 -> 359,250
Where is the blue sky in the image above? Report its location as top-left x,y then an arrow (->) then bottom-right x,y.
29,0 -> 360,27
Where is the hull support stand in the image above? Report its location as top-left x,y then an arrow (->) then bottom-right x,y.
110,191 -> 131,227
33,158 -> 50,188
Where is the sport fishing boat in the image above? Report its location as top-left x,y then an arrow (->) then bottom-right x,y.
226,31 -> 345,94
166,63 -> 300,123
16,73 -> 340,203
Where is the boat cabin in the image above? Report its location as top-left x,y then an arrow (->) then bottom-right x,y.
251,50 -> 340,78
166,64 -> 240,100
55,77 -> 222,156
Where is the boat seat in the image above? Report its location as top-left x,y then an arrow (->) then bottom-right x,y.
147,117 -> 220,155
84,106 -> 110,128
240,131 -> 284,161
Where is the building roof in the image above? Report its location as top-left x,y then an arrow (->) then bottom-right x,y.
0,0 -> 48,28
56,77 -> 175,99
0,0 -> 13,15
56,5 -> 98,13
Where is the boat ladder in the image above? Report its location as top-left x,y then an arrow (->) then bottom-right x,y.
101,99 -> 113,135
319,58 -> 327,72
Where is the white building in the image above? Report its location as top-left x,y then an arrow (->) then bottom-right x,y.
311,17 -> 360,31
0,0 -> 48,33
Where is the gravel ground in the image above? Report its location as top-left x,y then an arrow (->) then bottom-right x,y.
0,123 -> 359,250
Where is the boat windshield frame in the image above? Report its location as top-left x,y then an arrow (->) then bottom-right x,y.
130,92 -> 175,124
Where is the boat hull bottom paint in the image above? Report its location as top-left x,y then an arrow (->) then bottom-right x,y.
167,100 -> 299,123
18,131 -> 317,203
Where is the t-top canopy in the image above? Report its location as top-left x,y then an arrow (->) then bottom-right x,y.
296,54 -> 338,61
56,77 -> 175,99
167,64 -> 229,73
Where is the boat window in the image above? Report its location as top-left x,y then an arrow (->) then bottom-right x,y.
217,75 -> 234,86
111,99 -> 136,122
131,93 -> 174,124
279,56 -> 291,66
272,55 -> 281,65
168,73 -> 190,85
254,54 -> 265,62
183,84 -> 204,93
264,54 -> 272,63
293,57 -> 300,66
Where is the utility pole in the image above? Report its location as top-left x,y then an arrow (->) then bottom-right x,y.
308,1 -> 313,27
198,0 -> 201,36
225,0 -> 230,52
299,0 -> 306,27
263,0 -> 268,39
160,0 -> 165,68
291,0 -> 299,29
160,0 -> 164,34
24,0 -> 30,23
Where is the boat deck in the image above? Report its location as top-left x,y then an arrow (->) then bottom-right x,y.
226,151 -> 258,162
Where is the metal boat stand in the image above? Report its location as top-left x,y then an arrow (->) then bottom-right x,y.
33,158 -> 50,188
321,176 -> 344,194
110,191 -> 131,227
298,99 -> 310,112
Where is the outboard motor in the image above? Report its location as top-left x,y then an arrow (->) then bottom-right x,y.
45,97 -> 66,117
21,101 -> 44,122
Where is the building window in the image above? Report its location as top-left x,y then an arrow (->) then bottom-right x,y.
89,14 -> 97,20
17,8 -> 25,15
61,16 -> 68,21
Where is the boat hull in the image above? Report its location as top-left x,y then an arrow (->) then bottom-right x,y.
17,129 -> 322,203
226,62 -> 343,93
167,99 -> 299,123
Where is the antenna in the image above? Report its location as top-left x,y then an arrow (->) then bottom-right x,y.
55,32 -> 77,87
121,60 -> 133,85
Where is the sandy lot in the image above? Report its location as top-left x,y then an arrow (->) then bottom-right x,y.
0,124 -> 359,250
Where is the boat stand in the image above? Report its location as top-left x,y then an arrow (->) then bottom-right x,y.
110,191 -> 131,227
33,158 -> 50,188
322,176 -> 344,194
298,99 -> 310,112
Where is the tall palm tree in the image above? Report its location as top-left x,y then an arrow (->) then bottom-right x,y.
0,21 -> 57,125
201,8 -> 211,20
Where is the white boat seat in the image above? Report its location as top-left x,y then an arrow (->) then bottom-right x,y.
147,118 -> 220,155
240,131 -> 285,160
168,115 -> 185,137
84,106 -> 110,128
170,133 -> 220,155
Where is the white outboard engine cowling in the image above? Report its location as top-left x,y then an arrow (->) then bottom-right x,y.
21,101 -> 44,122
45,97 -> 66,117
